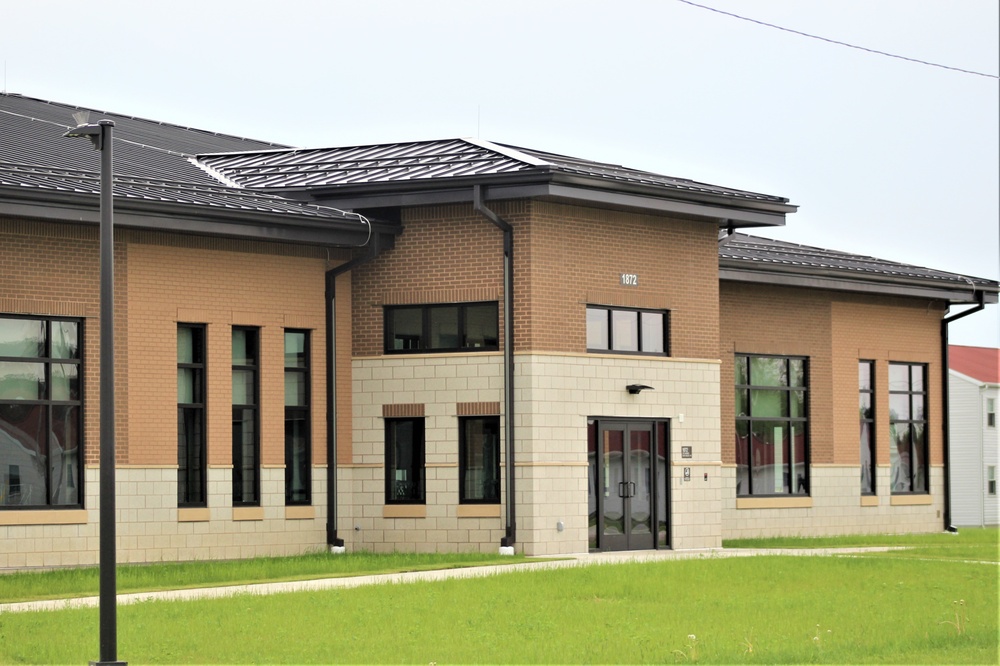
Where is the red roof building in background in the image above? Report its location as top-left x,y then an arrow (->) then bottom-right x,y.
950,345 -> 1000,384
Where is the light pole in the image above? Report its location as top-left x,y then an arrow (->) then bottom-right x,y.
63,118 -> 125,666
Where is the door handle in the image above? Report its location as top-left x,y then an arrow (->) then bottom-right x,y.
618,482 -> 626,499
628,481 -> 636,498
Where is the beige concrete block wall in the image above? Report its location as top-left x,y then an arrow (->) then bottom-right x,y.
721,465 -> 945,539
343,353 -> 507,553
516,353 -> 722,555
0,466 -> 330,567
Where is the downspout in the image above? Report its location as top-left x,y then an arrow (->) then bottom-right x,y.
325,231 -> 380,549
473,184 -> 516,548
940,289 -> 986,532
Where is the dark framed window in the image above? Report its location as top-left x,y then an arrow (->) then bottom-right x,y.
987,398 -> 996,428
988,466 -> 996,496
459,416 -> 500,504
889,362 -> 928,494
0,316 -> 83,509
284,330 -> 310,505
384,303 -> 498,353
385,418 -> 425,503
859,360 -> 875,495
735,354 -> 809,496
232,327 -> 260,506
178,324 -> 206,507
586,306 -> 668,355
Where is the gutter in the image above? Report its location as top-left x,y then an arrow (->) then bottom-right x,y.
324,225 -> 379,550
940,289 -> 987,532
473,184 -> 517,550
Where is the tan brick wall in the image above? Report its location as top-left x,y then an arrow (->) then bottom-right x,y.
719,282 -> 945,468
524,201 -> 720,359
352,200 -> 720,360
126,230 -> 331,471
2,219 -> 346,565
351,203 -> 514,357
719,281 -> 947,538
0,218 -> 128,465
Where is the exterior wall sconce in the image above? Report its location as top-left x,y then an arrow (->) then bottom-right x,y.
626,384 -> 654,394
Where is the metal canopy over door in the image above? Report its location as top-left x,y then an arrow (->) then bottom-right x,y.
588,419 -> 669,551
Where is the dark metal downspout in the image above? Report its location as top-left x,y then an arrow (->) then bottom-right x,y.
940,290 -> 986,532
325,235 -> 381,547
473,185 -> 517,548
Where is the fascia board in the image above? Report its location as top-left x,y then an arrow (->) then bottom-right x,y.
720,266 -> 999,304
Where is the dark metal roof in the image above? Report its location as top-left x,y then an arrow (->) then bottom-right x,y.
0,162 -> 364,220
0,93 -> 370,244
720,233 -> 999,304
196,138 -> 792,206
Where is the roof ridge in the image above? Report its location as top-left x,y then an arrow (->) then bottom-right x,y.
460,138 -> 550,168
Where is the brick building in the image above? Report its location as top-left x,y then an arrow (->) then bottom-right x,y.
1,93 -> 996,566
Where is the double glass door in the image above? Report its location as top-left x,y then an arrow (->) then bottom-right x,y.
588,419 -> 669,551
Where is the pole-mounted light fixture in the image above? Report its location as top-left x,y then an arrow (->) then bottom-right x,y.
626,384 -> 654,395
64,117 -> 125,666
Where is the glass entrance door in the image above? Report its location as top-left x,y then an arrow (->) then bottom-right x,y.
588,419 -> 668,551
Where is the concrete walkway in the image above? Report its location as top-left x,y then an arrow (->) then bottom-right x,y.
0,547 -> 903,614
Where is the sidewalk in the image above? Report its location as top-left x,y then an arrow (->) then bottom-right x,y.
0,546 -> 903,614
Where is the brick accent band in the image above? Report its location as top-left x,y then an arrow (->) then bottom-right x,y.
383,403 -> 425,418
457,401 -> 501,416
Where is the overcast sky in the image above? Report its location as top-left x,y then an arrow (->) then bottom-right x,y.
4,0 -> 998,346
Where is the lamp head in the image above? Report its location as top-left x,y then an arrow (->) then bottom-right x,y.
626,384 -> 654,395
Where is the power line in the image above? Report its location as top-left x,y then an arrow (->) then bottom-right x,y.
675,0 -> 999,80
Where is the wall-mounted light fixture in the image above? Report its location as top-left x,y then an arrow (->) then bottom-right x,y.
626,384 -> 654,395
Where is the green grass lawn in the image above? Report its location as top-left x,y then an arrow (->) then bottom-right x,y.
0,530 -> 996,664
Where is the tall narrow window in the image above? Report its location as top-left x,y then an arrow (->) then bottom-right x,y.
284,330 -> 310,505
0,316 -> 82,508
988,466 -> 996,496
987,398 -> 996,428
385,418 -> 425,503
859,360 -> 875,495
178,324 -> 206,506
232,327 -> 259,506
889,362 -> 928,494
735,354 -> 809,496
459,416 -> 500,504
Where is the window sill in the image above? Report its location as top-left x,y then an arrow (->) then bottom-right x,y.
457,504 -> 501,518
233,507 -> 264,521
383,504 -> 426,519
178,508 -> 211,522
889,494 -> 932,506
0,509 -> 88,526
285,505 -> 315,520
736,497 -> 812,510
860,496 -> 879,507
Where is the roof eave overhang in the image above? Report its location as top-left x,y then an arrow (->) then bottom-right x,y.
720,263 -> 999,305
0,189 -> 370,247
279,172 -> 794,227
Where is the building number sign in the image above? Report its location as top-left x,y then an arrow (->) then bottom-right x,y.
620,273 -> 639,286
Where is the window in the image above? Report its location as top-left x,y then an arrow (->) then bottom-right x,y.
586,306 -> 667,355
859,360 -> 875,495
385,303 -> 498,353
889,363 -> 928,494
232,327 -> 259,506
0,316 -> 82,508
178,324 -> 206,507
385,418 -> 424,503
459,416 -> 500,503
988,466 -> 996,496
284,330 -> 310,505
987,398 -> 996,428
735,354 -> 808,496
